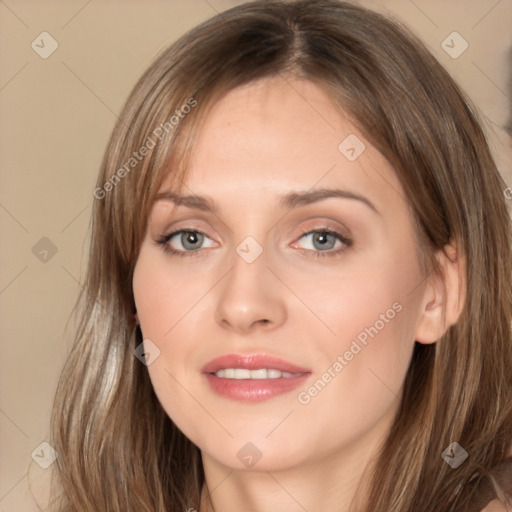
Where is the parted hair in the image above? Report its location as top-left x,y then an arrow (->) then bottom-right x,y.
47,1 -> 512,510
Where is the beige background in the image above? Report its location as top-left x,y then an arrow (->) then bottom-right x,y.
0,0 -> 511,509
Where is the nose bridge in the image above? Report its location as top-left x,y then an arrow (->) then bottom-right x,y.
234,237 -> 270,288
227,222 -> 269,286
214,235 -> 285,333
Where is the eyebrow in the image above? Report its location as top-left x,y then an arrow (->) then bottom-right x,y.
154,188 -> 380,216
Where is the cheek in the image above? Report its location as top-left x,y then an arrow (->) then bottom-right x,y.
291,299 -> 415,461
132,247 -> 211,339
289,245 -> 420,411
132,248 -> 215,431
287,242 -> 418,350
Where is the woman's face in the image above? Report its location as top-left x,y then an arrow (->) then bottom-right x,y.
132,76 -> 430,473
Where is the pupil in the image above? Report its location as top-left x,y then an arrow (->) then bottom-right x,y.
183,232 -> 202,250
314,232 -> 334,250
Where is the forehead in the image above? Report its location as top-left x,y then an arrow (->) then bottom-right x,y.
157,76 -> 406,217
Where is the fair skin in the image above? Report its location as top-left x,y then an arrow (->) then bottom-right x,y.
132,76 -> 465,512
485,501 -> 509,511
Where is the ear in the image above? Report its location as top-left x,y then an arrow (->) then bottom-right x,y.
414,239 -> 466,344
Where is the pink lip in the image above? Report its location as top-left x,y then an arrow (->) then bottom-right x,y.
202,353 -> 311,403
201,353 -> 311,374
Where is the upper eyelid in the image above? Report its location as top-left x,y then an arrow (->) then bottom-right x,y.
161,224 -> 346,236
158,215 -> 351,235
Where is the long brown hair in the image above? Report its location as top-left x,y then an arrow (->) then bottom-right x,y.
48,1 -> 512,510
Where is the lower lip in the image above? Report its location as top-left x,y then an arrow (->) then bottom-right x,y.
204,373 -> 310,402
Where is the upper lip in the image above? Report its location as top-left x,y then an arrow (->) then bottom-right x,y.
202,354 -> 311,374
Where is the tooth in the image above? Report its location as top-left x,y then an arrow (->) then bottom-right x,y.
233,369 -> 251,379
212,368 -> 303,379
250,369 -> 268,379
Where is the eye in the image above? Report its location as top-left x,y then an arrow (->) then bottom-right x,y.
292,228 -> 352,258
156,229 -> 216,256
156,227 -> 352,259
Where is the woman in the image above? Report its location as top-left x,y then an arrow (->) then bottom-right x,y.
48,1 -> 512,510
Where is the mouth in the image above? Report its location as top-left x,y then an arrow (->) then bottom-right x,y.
202,353 -> 311,402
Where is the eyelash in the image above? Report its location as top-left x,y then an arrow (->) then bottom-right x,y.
156,229 -> 211,259
156,227 -> 352,259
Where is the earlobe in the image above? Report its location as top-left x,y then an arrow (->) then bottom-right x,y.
414,240 -> 466,345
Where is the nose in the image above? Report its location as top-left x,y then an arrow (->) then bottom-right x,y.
214,246 -> 286,335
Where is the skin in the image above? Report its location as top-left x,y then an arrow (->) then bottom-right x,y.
484,501 -> 509,511
132,76 -> 465,512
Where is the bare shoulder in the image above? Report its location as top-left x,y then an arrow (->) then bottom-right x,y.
27,458 -> 64,511
475,445 -> 512,512
480,499 -> 509,512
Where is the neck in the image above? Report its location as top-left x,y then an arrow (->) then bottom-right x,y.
198,417 -> 391,512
